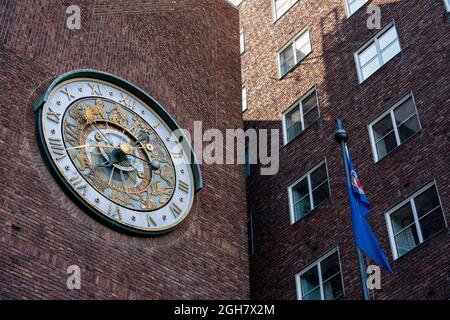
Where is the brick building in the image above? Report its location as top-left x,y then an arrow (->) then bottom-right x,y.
0,0 -> 249,299
240,0 -> 450,299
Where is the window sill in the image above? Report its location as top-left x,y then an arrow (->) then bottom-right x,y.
290,197 -> 331,227
278,51 -> 312,80
392,227 -> 448,264
272,1 -> 300,25
344,1 -> 370,20
373,129 -> 422,166
281,118 -> 320,149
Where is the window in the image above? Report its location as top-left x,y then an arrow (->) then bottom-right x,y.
240,28 -> 245,54
296,249 -> 344,300
344,0 -> 368,17
278,28 -> 311,78
445,0 -> 450,12
288,160 -> 330,223
355,23 -> 401,83
368,92 -> 421,162
282,87 -> 320,144
273,0 -> 298,20
244,141 -> 250,177
386,182 -> 446,260
242,86 -> 247,112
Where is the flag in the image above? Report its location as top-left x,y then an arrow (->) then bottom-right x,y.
344,145 -> 393,273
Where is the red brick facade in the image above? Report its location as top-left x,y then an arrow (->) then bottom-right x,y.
240,0 -> 449,299
0,0 -> 249,299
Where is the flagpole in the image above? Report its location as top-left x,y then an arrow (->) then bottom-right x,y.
334,117 -> 370,301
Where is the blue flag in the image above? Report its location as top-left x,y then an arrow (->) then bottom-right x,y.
344,146 -> 393,273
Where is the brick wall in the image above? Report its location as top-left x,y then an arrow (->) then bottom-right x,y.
240,0 -> 450,299
0,0 -> 249,299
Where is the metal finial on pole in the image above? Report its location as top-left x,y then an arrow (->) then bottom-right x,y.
334,117 -> 370,301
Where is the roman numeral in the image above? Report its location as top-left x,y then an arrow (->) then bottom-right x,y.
108,204 -> 122,220
64,122 -> 79,147
46,107 -> 61,124
61,88 -> 75,101
48,138 -> 66,160
147,215 -> 157,227
88,83 -> 103,96
172,148 -> 183,159
170,203 -> 182,218
178,180 -> 189,193
119,93 -> 135,108
69,175 -> 88,196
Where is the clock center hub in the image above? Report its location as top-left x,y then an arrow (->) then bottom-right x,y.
119,142 -> 133,155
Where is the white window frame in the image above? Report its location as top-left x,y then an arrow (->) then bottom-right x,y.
288,159 -> 330,224
272,0 -> 298,21
354,21 -> 401,83
281,86 -> 320,145
344,0 -> 369,17
240,28 -> 245,54
445,0 -> 450,12
277,28 -> 311,78
385,181 -> 447,260
368,91 -> 421,162
242,85 -> 247,112
295,248 -> 345,300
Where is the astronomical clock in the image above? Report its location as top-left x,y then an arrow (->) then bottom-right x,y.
34,70 -> 201,235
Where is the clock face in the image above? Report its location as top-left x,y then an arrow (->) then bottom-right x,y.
36,76 -> 196,235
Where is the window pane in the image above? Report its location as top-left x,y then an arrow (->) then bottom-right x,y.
419,208 -> 446,241
295,31 -> 311,61
378,26 -> 398,50
322,274 -> 344,300
398,115 -> 420,143
390,203 -> 414,234
312,182 -> 329,208
242,87 -> 247,111
287,122 -> 302,141
373,114 -> 394,141
359,42 -> 377,66
286,106 -> 301,126
280,45 -> 295,76
300,266 -> 320,295
361,57 -> 381,81
395,225 -> 420,257
275,0 -> 291,18
302,286 -> 321,300
320,252 -> 340,281
381,40 -> 401,64
414,186 -> 440,218
394,97 -> 416,124
375,131 -> 397,159
302,91 -> 317,114
303,106 -> 319,128
310,164 -> 327,189
240,30 -> 245,54
292,179 -> 309,201
294,197 -> 311,220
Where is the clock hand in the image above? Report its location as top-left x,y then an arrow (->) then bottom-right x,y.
127,153 -> 161,170
65,144 -> 120,151
91,122 -> 113,146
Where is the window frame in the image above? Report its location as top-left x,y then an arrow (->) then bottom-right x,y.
277,27 -> 312,79
385,181 -> 447,260
281,86 -> 320,145
288,159 -> 330,224
368,91 -> 421,163
445,0 -> 450,13
295,248 -> 345,300
344,0 -> 369,17
272,0 -> 298,21
242,85 -> 247,112
240,28 -> 245,54
354,21 -> 401,83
